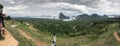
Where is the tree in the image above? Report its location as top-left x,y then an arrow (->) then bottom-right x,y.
7,16 -> 11,20
0,4 -> 3,9
3,15 -> 11,20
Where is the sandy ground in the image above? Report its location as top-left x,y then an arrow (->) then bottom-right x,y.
113,32 -> 120,42
17,28 -> 48,46
0,29 -> 19,46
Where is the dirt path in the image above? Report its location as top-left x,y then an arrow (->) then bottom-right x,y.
17,28 -> 48,46
29,26 -> 37,31
113,32 -> 120,42
0,29 -> 19,46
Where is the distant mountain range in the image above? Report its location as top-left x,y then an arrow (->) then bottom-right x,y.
12,12 -> 120,19
75,14 -> 108,19
59,12 -> 70,19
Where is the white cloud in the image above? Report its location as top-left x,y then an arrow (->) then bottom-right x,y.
6,5 -> 28,10
97,0 -> 120,14
3,2 -> 91,17
39,2 -> 89,13
1,0 -> 120,17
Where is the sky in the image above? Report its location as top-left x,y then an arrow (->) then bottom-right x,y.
0,0 -> 120,17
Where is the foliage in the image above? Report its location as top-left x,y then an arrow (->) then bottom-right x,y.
9,17 -> 120,46
13,18 -> 109,37
5,21 -> 36,46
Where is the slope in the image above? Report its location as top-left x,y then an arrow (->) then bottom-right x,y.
0,29 -> 19,46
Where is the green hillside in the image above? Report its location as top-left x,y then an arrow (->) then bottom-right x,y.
3,18 -> 120,46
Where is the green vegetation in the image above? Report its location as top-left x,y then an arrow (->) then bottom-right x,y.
17,22 -> 53,46
5,18 -> 120,46
5,20 -> 36,46
14,18 -> 109,37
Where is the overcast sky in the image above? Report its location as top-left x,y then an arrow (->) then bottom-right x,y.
0,0 -> 120,17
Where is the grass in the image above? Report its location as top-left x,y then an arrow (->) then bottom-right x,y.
17,22 -> 94,46
90,23 -> 120,46
17,23 -> 53,46
12,20 -> 92,46
5,20 -> 120,46
5,20 -> 36,46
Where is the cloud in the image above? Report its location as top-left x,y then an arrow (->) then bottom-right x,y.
1,0 -> 120,17
38,2 -> 89,13
2,2 -> 91,17
96,0 -> 120,14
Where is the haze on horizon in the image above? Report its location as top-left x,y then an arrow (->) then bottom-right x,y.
0,0 -> 120,17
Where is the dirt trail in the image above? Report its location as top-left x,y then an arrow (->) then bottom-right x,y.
17,28 -> 48,46
0,29 -> 19,46
113,32 -> 120,42
29,26 -> 37,31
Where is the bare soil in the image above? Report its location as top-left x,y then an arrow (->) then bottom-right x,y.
17,28 -> 48,46
113,32 -> 120,42
0,29 -> 19,46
